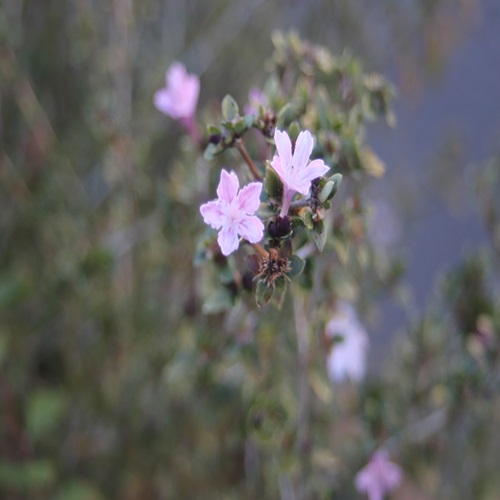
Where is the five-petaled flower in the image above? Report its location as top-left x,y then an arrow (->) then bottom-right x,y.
200,170 -> 264,256
154,62 -> 200,121
271,129 -> 330,216
325,302 -> 369,383
355,449 -> 403,500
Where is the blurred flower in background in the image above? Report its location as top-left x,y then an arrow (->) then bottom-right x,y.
154,62 -> 199,120
325,302 -> 369,383
355,449 -> 403,500
244,87 -> 268,115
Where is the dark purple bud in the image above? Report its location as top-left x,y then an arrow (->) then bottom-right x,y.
276,215 -> 291,236
208,133 -> 222,145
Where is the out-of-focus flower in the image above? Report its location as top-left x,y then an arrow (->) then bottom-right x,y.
244,87 -> 267,115
325,302 -> 368,383
200,170 -> 264,256
271,129 -> 329,216
355,449 -> 403,500
154,62 -> 199,120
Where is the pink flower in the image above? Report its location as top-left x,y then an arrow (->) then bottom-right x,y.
355,449 -> 403,500
154,62 -> 200,120
325,302 -> 368,383
271,129 -> 330,216
244,87 -> 267,115
200,170 -> 264,256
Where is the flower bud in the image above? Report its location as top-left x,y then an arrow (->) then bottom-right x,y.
268,216 -> 291,238
208,133 -> 222,145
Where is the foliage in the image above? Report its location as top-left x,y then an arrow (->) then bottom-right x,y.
0,1 -> 497,498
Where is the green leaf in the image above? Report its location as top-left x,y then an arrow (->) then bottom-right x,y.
327,173 -> 342,199
312,220 -> 327,251
255,279 -> 274,307
233,117 -> 247,136
203,142 -> 220,161
221,94 -> 239,121
302,210 -> 314,230
287,121 -> 301,143
318,180 -> 335,203
289,255 -> 305,277
264,164 -> 283,200
207,124 -> 221,136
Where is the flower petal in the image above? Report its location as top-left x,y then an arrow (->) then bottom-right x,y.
237,215 -> 264,244
174,74 -> 199,118
200,200 -> 225,229
217,170 -> 239,203
237,182 -> 262,213
167,62 -> 187,89
218,224 -> 240,256
293,130 -> 314,171
270,155 -> 287,185
300,158 -> 330,183
274,129 -> 292,170
153,89 -> 174,116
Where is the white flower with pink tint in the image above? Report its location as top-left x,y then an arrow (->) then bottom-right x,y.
271,129 -> 330,216
355,449 -> 403,500
154,62 -> 199,120
200,170 -> 264,256
325,302 -> 368,383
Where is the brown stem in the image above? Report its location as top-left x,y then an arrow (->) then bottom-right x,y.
252,243 -> 269,258
235,139 -> 261,180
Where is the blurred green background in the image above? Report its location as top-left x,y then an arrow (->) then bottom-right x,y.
1,0 -> 499,497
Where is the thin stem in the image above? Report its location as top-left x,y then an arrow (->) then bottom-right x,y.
293,292 -> 310,498
252,243 -> 269,258
289,198 -> 311,210
235,139 -> 261,180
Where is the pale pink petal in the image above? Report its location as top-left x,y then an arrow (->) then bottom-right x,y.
237,182 -> 262,213
175,75 -> 200,118
218,224 -> 240,256
200,200 -> 225,229
274,129 -> 292,169
237,216 -> 264,244
292,179 -> 312,196
293,130 -> 314,170
300,158 -> 330,183
153,89 -> 175,116
167,62 -> 187,89
217,170 -> 239,203
270,155 -> 287,185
